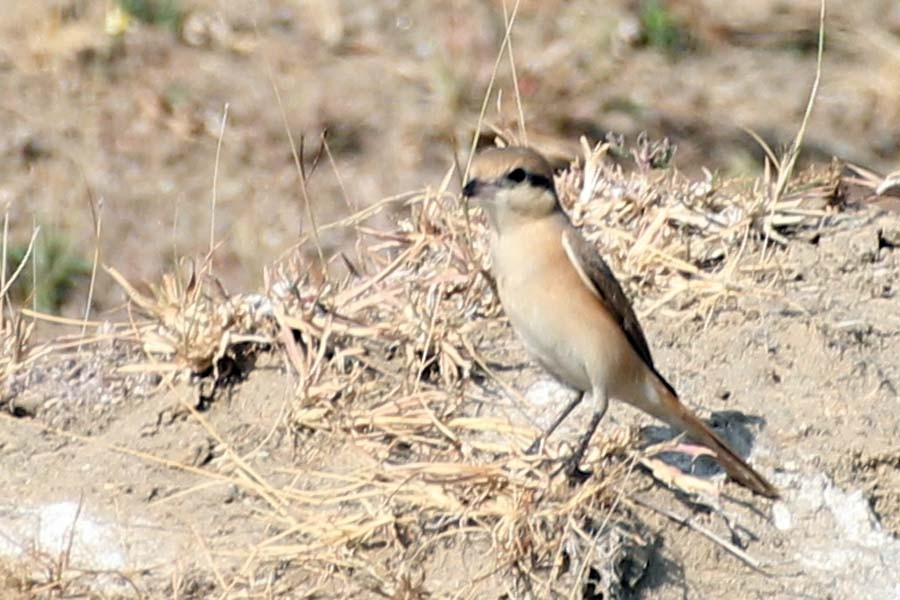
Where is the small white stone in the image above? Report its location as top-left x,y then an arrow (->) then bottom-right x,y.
773,501 -> 792,531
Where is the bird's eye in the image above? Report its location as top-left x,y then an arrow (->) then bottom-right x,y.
506,168 -> 527,183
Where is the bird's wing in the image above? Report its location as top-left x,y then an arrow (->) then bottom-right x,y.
560,227 -> 656,369
561,227 -> 776,498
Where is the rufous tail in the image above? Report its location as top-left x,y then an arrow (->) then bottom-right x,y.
650,379 -> 779,499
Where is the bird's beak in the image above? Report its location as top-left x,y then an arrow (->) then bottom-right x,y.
463,178 -> 497,202
462,178 -> 480,198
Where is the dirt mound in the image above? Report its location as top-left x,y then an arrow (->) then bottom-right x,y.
3,137 -> 900,598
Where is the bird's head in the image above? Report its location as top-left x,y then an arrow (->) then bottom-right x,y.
462,146 -> 559,232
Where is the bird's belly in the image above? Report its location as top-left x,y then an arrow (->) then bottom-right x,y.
498,276 -> 594,392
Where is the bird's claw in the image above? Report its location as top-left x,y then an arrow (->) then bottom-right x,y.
524,438 -> 543,455
561,457 -> 592,483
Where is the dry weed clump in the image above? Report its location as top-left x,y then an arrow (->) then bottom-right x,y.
99,136 -> 847,596
1,222 -> 38,397
0,315 -> 33,391
250,188 -> 645,596
557,136 -> 843,318
0,547 -> 140,600
106,262 -> 278,384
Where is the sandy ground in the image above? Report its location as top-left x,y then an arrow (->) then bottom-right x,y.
2,204 -> 900,598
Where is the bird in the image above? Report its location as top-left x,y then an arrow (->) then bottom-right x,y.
462,145 -> 779,499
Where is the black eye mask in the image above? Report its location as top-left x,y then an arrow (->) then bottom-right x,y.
501,168 -> 553,192
462,169 -> 555,198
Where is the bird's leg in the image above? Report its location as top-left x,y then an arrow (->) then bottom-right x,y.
525,391 -> 585,455
563,393 -> 609,480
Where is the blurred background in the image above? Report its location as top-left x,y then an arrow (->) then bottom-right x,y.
2,0 -> 898,322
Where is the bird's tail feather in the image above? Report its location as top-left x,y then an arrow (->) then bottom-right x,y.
650,378 -> 779,499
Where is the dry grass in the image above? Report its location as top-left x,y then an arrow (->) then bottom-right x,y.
556,136 -> 843,323
6,1 -> 899,596
4,142 -> 885,595
0,545 -> 143,600
15,127 -> 846,596
0,217 -> 38,399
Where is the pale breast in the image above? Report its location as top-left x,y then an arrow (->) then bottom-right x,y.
491,217 -> 662,408
490,217 -> 602,392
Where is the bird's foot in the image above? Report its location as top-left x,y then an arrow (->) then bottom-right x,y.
524,437 -> 543,455
560,456 -> 592,483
